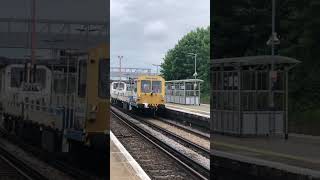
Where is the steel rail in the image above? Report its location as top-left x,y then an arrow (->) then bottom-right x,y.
111,108 -> 210,180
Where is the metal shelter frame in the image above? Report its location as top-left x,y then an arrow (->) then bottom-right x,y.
166,79 -> 203,106
0,18 -> 108,49
211,56 -> 300,137
110,67 -> 157,81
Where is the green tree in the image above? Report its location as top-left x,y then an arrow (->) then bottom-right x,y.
213,0 -> 320,134
161,26 -> 210,103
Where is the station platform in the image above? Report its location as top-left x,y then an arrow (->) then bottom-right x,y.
165,103 -> 210,118
110,131 -> 150,180
213,133 -> 320,177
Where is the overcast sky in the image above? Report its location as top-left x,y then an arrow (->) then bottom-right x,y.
110,0 -> 210,72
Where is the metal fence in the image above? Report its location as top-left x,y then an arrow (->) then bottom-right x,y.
166,79 -> 203,105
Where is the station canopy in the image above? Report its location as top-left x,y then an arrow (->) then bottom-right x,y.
166,79 -> 204,83
212,55 -> 300,67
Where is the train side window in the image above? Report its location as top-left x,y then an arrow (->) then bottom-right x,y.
98,58 -> 109,98
78,60 -> 87,97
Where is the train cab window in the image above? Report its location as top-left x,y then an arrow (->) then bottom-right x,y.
11,67 -> 24,88
126,84 -> 130,91
35,69 -> 46,90
98,58 -> 109,98
141,80 -> 151,93
112,83 -> 117,90
113,82 -> 124,90
152,81 -> 162,93
78,60 -> 87,97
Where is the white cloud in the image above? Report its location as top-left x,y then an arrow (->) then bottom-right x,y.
143,21 -> 168,41
111,1 -> 127,18
111,0 -> 210,72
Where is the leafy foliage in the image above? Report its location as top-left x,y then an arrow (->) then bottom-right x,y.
214,0 -> 320,112
212,0 -> 320,133
161,27 -> 210,99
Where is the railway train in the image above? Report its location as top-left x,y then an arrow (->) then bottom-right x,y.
110,75 -> 166,112
0,43 -> 109,153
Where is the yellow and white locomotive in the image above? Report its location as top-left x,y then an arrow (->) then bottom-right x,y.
0,43 -> 109,152
111,75 -> 166,112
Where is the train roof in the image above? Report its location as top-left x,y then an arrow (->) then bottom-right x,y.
136,75 -> 164,80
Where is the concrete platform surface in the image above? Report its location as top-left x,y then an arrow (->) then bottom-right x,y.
165,103 -> 210,117
212,133 -> 320,173
110,131 -> 150,180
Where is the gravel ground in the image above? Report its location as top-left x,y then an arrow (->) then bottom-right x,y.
0,135 -> 74,180
0,156 -> 26,180
112,107 -> 210,170
147,119 -> 209,150
111,113 -> 202,180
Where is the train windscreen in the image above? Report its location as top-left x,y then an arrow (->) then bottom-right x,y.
113,82 -> 125,90
141,80 -> 151,93
35,69 -> 47,89
152,81 -> 162,93
11,67 -> 46,90
10,67 -> 24,88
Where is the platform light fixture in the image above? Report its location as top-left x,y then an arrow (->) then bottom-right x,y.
152,64 -> 161,75
186,52 -> 198,79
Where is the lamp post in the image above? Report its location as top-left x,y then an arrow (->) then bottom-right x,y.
118,56 -> 123,89
187,53 -> 198,79
266,0 -> 287,139
187,53 -> 198,105
152,64 -> 161,75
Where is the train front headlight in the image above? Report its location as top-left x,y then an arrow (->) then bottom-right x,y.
143,103 -> 149,108
89,112 -> 96,122
88,105 -> 98,121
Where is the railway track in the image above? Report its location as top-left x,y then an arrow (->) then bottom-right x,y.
113,106 -> 210,157
154,116 -> 210,139
132,114 -> 210,158
111,106 -> 210,180
0,127 -> 103,180
0,144 -> 47,180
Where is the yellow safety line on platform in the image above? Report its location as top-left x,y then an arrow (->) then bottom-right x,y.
213,141 -> 320,165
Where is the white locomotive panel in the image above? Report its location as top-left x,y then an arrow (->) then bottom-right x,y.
0,63 -> 85,131
111,81 -> 137,109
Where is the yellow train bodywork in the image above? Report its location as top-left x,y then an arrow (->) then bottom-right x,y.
136,75 -> 166,110
84,43 -> 110,149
